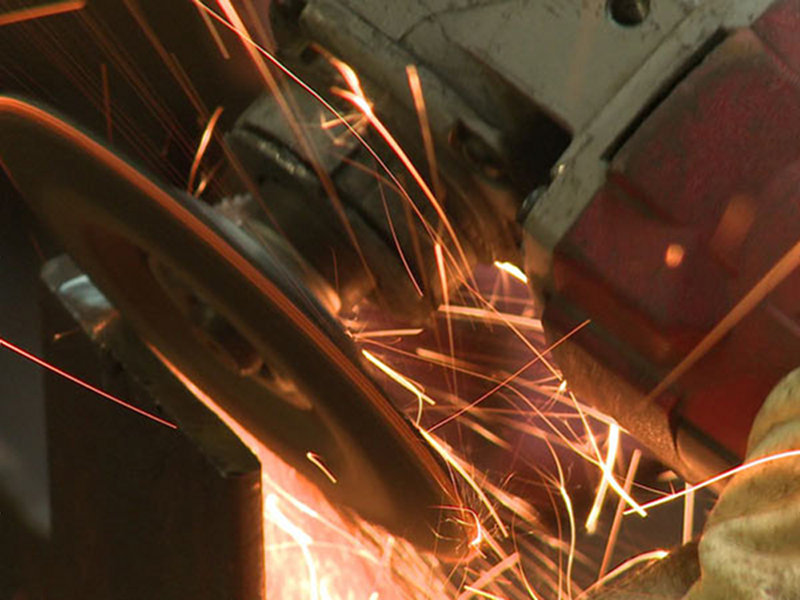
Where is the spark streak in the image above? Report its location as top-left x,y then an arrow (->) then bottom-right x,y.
588,549 -> 669,595
493,262 -> 529,284
307,452 -> 338,484
416,427 -> 508,539
435,242 -> 458,393
187,105 -> 223,193
627,448 -> 800,514
406,64 -> 444,202
682,482 -> 695,545
457,553 -> 519,600
0,336 -> 176,429
598,449 -> 641,578
584,423 -> 620,534
437,305 -> 543,332
0,0 -> 85,27
362,350 -> 435,425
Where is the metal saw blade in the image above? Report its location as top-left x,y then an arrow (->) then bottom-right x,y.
0,95 -> 471,556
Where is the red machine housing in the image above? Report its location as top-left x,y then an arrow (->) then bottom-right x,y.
546,0 -> 800,477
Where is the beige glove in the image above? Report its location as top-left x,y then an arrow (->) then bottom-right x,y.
684,367 -> 800,600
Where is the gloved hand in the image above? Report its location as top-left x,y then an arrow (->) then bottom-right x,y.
685,367 -> 800,600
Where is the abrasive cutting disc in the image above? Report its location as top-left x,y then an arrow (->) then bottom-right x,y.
0,96 -> 470,555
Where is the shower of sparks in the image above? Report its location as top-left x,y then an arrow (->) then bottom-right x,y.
210,0 -> 377,291
327,60 -> 475,284
0,0 -> 85,27
151,345 -> 454,600
417,426 -> 508,539
0,336 -> 177,429
493,261 -> 529,284
569,393 -> 646,518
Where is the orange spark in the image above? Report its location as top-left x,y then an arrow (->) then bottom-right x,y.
306,452 -> 338,485
682,482 -> 695,545
0,336 -> 176,429
628,448 -> 800,514
646,228 -> 800,404
493,261 -> 529,284
599,449 -> 641,578
193,1 -> 230,59
187,105 -> 223,193
591,549 -> 669,593
569,393 -> 645,517
362,350 -> 434,425
100,63 -> 112,143
664,243 -> 685,268
352,328 -> 424,340
435,242 -> 458,392
406,64 -> 445,202
462,586 -> 508,600
417,426 -> 508,539
558,484 -> 576,600
438,305 -> 543,332
0,0 -> 85,27
377,179 -> 425,297
457,553 -> 519,600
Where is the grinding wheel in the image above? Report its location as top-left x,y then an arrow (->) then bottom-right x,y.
0,95 -> 471,556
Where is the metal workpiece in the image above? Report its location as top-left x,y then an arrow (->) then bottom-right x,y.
41,254 -> 262,476
41,257 -> 265,599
